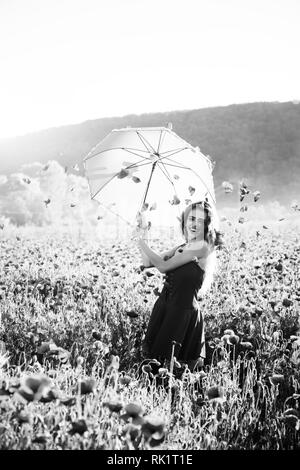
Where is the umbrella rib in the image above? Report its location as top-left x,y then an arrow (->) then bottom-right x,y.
158,147 -> 188,156
160,157 -> 191,170
136,131 -> 156,154
156,161 -> 177,189
96,201 -> 133,226
90,159 -> 154,199
84,147 -> 151,162
122,148 -> 153,161
162,160 -> 216,204
157,130 -> 164,154
84,147 -> 125,161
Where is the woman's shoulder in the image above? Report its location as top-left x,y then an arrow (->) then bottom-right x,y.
189,240 -> 206,250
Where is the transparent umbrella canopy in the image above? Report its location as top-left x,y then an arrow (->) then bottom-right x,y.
83,126 -> 217,228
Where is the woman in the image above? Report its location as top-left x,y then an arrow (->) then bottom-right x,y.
136,200 -> 223,369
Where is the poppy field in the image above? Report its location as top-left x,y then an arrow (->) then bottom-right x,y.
0,218 -> 300,450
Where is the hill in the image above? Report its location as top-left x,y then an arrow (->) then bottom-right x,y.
0,101 -> 299,206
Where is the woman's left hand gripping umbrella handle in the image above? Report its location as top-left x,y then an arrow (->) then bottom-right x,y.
132,211 -> 149,241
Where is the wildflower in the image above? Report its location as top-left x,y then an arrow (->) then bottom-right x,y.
109,355 -> 120,370
122,423 -> 140,442
141,415 -> 166,447
142,364 -> 152,374
272,331 -> 281,341
173,358 -> 182,369
32,434 -> 49,444
60,396 -> 76,406
283,412 -> 299,429
92,330 -> 102,340
76,356 -> 84,367
16,410 -> 33,425
69,419 -> 88,436
198,370 -> 207,379
282,298 -> 293,307
78,378 -> 96,394
40,388 -> 60,403
240,342 -> 253,350
121,402 -> 144,425
269,374 -> 285,386
93,341 -> 109,355
227,334 -> 240,346
126,310 -> 139,318
221,334 -> 231,345
17,374 -> 52,402
207,385 -> 225,403
119,375 -> 132,386
103,398 -> 124,413
158,368 -> 169,376
224,329 -> 235,336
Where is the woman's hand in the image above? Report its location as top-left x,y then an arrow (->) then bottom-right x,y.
131,226 -> 148,242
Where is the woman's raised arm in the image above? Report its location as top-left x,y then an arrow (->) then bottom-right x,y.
138,239 -> 210,273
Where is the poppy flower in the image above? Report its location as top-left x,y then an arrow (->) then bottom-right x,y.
69,419 -> 88,436
223,329 -> 235,336
32,434 -> 49,444
282,298 -> 293,307
17,374 -> 52,402
60,396 -> 76,406
92,330 -> 102,340
126,310 -> 139,318
103,398 -> 124,413
122,423 -> 140,441
227,334 -> 240,346
141,415 -> 166,445
78,378 -> 96,394
120,402 -> 144,425
119,375 -> 132,386
269,374 -> 284,386
15,410 -> 33,425
283,413 -> 299,429
207,385 -> 225,403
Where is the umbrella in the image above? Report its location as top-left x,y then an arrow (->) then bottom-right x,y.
83,126 -> 217,229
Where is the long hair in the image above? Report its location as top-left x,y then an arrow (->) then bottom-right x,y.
180,200 -> 224,296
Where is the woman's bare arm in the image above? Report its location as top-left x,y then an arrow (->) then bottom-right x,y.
138,239 -> 210,273
138,242 -> 181,268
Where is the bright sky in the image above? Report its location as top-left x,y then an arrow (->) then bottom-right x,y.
0,0 -> 299,139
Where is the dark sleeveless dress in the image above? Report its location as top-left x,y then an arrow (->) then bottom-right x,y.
143,246 -> 205,362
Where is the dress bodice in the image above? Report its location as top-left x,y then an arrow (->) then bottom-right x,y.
163,260 -> 204,309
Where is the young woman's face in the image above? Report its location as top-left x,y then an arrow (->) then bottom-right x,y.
184,206 -> 206,241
